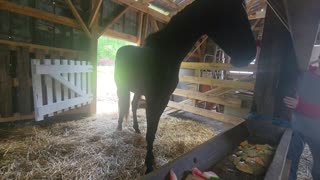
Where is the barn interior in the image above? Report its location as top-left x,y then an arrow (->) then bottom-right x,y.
0,0 -> 319,179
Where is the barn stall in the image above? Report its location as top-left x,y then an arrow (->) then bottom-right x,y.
0,0 -> 319,179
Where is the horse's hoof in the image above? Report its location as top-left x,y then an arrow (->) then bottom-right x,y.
117,126 -> 122,131
145,167 -> 153,174
135,129 -> 141,134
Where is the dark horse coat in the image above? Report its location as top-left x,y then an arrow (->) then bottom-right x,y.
114,0 -> 256,173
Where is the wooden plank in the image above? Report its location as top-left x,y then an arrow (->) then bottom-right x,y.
62,59 -> 69,108
0,46 -> 13,117
69,60 -> 76,109
162,0 -> 179,9
65,0 -> 92,38
0,0 -> 80,29
54,59 -> 63,114
103,29 -> 138,43
180,62 -> 257,71
137,12 -> 144,45
115,0 -> 170,23
151,18 -> 159,32
0,114 -> 34,123
167,101 -> 243,125
179,76 -> 255,90
35,64 -> 92,74
75,61 -> 82,107
98,7 -> 130,36
0,39 -> 83,55
38,96 -> 92,117
44,59 -> 54,117
31,59 -> 44,121
184,35 -> 208,61
143,14 -> 150,40
87,62 -> 92,97
16,47 -> 32,115
89,0 -> 103,28
81,61 -> 87,104
173,89 -> 241,108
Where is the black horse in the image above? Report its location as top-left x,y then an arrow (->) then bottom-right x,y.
114,0 -> 256,173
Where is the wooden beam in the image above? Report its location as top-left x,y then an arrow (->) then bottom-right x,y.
246,0 -> 256,13
184,35 -> 208,61
164,87 -> 231,114
89,0 -> 103,28
179,76 -> 255,90
173,89 -> 241,108
180,62 -> 257,72
137,12 -> 144,45
65,0 -> 92,38
151,18 -> 159,32
98,7 -> 130,36
0,39 -> 83,55
167,101 -> 243,125
115,0 -> 170,23
103,29 -> 138,43
0,114 -> 34,123
0,0 -> 80,29
162,0 -> 179,9
143,14 -> 150,40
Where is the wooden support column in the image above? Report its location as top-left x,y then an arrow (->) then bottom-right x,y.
0,46 -> 13,117
253,7 -> 299,119
16,47 -> 32,115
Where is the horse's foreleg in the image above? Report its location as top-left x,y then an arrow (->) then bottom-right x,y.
117,88 -> 130,131
145,95 -> 170,174
132,93 -> 141,134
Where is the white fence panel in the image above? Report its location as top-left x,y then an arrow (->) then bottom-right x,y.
31,59 -> 93,121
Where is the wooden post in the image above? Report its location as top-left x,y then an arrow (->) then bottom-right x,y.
16,47 -> 32,115
253,7 -> 299,119
0,46 -> 13,117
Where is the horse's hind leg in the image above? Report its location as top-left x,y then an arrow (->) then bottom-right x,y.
145,95 -> 170,174
132,93 -> 141,134
117,88 -> 130,131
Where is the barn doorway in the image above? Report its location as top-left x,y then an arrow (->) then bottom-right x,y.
96,36 -> 136,114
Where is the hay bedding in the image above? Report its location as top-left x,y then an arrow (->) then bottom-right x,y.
0,110 -> 214,180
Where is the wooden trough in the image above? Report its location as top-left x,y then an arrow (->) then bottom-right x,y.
140,120 -> 292,180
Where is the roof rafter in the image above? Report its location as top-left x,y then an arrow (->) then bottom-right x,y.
115,0 -> 170,23
98,6 -> 131,37
65,0 -> 92,38
0,0 -> 80,29
89,0 -> 103,28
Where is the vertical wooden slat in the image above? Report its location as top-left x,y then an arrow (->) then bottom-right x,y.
81,61 -> 87,104
31,59 -> 43,121
44,59 -> 54,116
16,47 -> 32,115
62,59 -> 69,111
0,46 -> 13,117
54,59 -> 63,114
69,60 -> 75,109
75,60 -> 82,107
87,61 -> 92,98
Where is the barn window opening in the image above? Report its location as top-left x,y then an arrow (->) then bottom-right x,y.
97,36 -> 136,114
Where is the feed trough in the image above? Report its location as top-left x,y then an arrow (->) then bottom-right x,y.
140,120 -> 292,180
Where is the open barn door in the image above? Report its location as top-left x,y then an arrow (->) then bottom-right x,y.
31,59 -> 93,121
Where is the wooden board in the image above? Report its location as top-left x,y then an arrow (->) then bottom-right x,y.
179,76 -> 255,90
0,46 -> 13,117
180,62 -> 257,72
173,89 -> 241,108
167,101 -> 243,125
16,47 -> 32,115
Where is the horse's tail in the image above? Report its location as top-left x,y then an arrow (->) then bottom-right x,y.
117,88 -> 130,123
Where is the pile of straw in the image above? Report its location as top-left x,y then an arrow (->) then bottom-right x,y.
0,111 -> 214,179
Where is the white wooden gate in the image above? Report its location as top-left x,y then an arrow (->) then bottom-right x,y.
31,59 -> 93,121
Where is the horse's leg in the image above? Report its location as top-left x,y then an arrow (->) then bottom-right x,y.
132,93 -> 141,134
145,95 -> 170,174
117,88 -> 130,131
